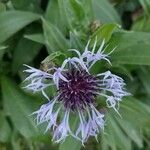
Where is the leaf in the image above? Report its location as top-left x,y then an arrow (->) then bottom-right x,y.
59,136 -> 81,150
1,76 -> 42,138
101,133 -> 110,150
0,113 -> 11,142
132,16 -> 150,32
0,45 -> 7,50
41,51 -> 65,64
117,97 -> 150,148
69,32 -> 84,49
108,31 -> 150,65
42,18 -> 70,53
120,97 -> 150,127
57,0 -> 91,31
90,23 -> 120,43
101,97 -> 150,149
138,0 -> 150,15
11,0 -> 41,13
24,33 -> 45,44
0,45 -> 7,61
109,115 -> 132,150
112,43 -> 150,65
102,113 -> 131,150
45,0 -> 67,34
69,0 -> 86,24
116,118 -> 143,148
12,37 -> 42,73
101,120 -> 117,150
92,0 -> 121,24
11,131 -> 21,150
0,2 -> 6,12
45,0 -> 91,35
0,11 -> 40,44
109,30 -> 150,50
59,116 -> 81,150
57,0 -> 75,31
138,67 -> 150,95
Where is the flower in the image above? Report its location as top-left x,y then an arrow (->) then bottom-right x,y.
23,40 -> 130,144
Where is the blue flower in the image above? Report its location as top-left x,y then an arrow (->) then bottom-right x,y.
23,40 -> 130,144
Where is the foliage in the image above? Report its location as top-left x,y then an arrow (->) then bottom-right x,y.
0,0 -> 150,149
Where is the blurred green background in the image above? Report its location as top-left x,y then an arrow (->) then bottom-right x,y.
0,0 -> 150,149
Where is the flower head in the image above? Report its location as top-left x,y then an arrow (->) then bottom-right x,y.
23,40 -> 130,144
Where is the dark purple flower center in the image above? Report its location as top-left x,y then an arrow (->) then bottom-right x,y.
58,68 -> 98,111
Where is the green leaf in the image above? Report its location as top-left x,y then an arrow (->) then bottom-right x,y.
110,30 -> 150,47
59,116 -> 81,150
92,0 -> 121,24
24,33 -> 45,44
132,16 -> 150,32
0,45 -> 7,61
0,11 -> 40,44
12,37 -> 42,73
57,0 -> 92,31
0,45 -> 7,50
112,43 -> 150,65
46,0 -> 92,34
118,97 -> 150,148
11,0 -> 41,13
0,112 -> 11,142
59,136 -> 81,150
42,18 -> 69,53
101,133 -> 110,150
102,113 -> 131,150
69,32 -> 83,49
101,97 -> 150,149
101,119 -> 117,150
90,23 -> 120,44
57,0 -> 74,31
138,67 -> 150,95
116,118 -> 143,148
120,97 -> 150,127
41,51 -> 65,64
0,2 -> 6,12
45,0 -> 60,22
139,0 -> 150,15
109,31 -> 150,65
45,0 -> 67,34
69,0 -> 86,24
11,131 -> 21,150
1,76 -> 41,138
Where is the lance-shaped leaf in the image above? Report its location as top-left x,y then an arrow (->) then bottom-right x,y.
42,18 -> 70,53
0,11 -> 40,44
92,0 -> 121,24
1,76 -> 42,138
108,31 -> 150,65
